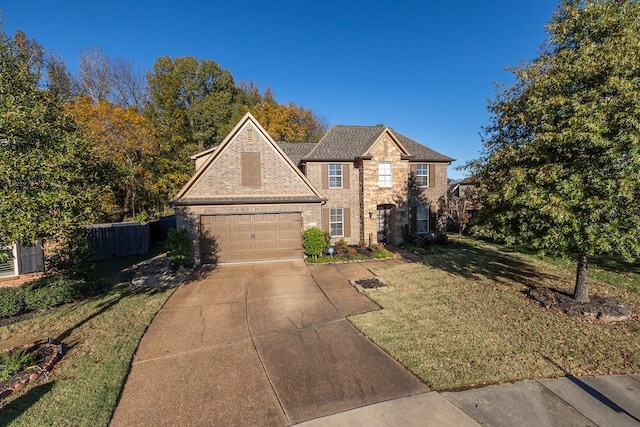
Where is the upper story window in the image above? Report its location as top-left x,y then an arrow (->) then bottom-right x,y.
379,162 -> 392,187
328,164 -> 343,188
416,164 -> 429,187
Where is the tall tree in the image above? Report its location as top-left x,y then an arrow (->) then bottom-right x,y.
145,56 -> 244,200
66,97 -> 159,220
146,56 -> 241,149
473,0 -> 640,301
110,57 -> 148,111
251,100 -> 328,143
45,51 -> 74,101
437,188 -> 474,241
76,46 -> 111,103
0,26 -> 106,247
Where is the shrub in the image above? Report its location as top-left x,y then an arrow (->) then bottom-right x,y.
303,227 -> 329,257
24,276 -> 80,311
402,224 -> 414,245
368,243 -> 382,252
165,229 -> 191,267
0,348 -> 35,381
0,287 -> 26,318
334,238 -> 356,256
48,227 -> 96,280
373,248 -> 394,259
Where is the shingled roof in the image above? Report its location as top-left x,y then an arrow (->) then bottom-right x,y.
303,125 -> 454,162
277,142 -> 317,166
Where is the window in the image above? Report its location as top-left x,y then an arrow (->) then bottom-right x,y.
329,208 -> 344,237
416,164 -> 428,187
379,162 -> 392,187
0,245 -> 15,278
417,205 -> 429,234
241,152 -> 261,187
328,164 -> 342,188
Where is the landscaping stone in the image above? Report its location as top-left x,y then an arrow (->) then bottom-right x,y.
0,342 -> 58,402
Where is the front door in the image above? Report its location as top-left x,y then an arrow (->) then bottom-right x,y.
377,205 -> 393,244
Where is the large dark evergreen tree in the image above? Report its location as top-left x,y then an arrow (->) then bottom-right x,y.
0,25 -> 105,248
474,0 -> 640,301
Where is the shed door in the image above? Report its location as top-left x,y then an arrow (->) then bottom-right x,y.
200,213 -> 303,263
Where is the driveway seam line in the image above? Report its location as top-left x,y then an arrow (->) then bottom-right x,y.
309,264 -> 346,315
245,264 -> 291,425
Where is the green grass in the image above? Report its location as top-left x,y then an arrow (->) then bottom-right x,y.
0,251 -> 175,426
349,238 -> 640,391
306,253 -> 371,263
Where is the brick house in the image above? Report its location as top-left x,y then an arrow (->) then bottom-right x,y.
173,113 -> 454,264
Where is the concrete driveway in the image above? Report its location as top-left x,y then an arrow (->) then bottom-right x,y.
110,259 -> 431,426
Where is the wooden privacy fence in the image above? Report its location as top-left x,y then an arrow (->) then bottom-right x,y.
84,222 -> 151,260
83,215 -> 176,260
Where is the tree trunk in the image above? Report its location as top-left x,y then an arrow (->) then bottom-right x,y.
573,252 -> 589,302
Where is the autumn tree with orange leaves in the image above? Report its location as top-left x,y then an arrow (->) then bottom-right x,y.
67,97 -> 159,220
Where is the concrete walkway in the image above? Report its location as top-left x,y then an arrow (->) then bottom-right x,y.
111,258 -> 640,426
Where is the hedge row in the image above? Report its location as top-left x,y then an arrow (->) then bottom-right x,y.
0,276 -> 83,319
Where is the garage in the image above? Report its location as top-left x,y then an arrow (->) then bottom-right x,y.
200,213 -> 303,263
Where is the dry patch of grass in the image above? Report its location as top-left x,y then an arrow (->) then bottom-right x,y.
349,239 -> 640,391
0,254 -> 175,426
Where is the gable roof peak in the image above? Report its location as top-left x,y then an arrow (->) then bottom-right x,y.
172,112 -> 324,203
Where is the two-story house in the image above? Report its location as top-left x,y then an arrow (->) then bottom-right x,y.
173,113 -> 453,264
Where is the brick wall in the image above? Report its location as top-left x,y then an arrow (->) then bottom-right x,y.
362,136 -> 449,245
188,123 -> 312,198
361,135 -> 411,245
305,162 -> 361,245
0,272 -> 44,288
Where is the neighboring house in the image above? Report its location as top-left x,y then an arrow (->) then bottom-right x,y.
449,176 -> 481,215
173,113 -> 454,264
0,242 -> 45,287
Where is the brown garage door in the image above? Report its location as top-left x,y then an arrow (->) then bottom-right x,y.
200,213 -> 303,263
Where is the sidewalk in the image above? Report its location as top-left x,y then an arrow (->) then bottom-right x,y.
297,374 -> 640,426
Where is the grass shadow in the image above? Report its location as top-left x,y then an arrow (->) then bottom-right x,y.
90,244 -> 166,290
589,255 -> 640,276
0,381 -> 56,424
420,240 -> 563,289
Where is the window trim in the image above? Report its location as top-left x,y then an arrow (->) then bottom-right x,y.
416,164 -> 429,187
378,162 -> 392,188
328,164 -> 343,188
329,208 -> 344,237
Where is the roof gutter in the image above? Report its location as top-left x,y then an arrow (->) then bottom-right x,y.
171,197 -> 327,206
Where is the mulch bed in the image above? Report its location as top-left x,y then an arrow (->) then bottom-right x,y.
351,277 -> 388,292
528,287 -> 632,322
355,277 -> 387,289
0,342 -> 59,402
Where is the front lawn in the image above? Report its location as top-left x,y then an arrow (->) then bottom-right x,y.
349,238 -> 640,391
0,253 -> 175,426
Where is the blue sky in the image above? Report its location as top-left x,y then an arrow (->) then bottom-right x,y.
2,1 -> 558,179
